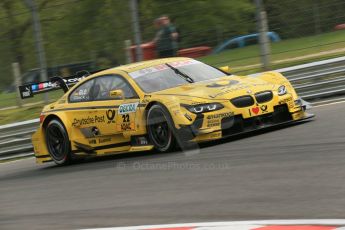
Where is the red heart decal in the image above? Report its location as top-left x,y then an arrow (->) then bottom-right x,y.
252,107 -> 259,114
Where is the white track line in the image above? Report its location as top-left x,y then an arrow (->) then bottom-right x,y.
313,96 -> 345,105
313,99 -> 345,108
0,118 -> 39,130
0,157 -> 33,165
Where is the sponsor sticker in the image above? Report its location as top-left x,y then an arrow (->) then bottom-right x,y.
106,109 -> 116,124
208,83 -> 271,99
99,137 -> 111,144
119,114 -> 134,131
207,120 -> 220,128
207,80 -> 239,88
250,106 -> 260,115
248,104 -> 268,116
118,102 -> 139,115
184,113 -> 192,121
29,76 -> 86,93
210,131 -> 222,138
141,95 -> 151,104
72,115 -> 105,127
129,60 -> 199,79
19,85 -> 33,98
206,112 -> 234,128
89,139 -> 97,145
279,97 -> 294,108
207,112 -> 234,120
120,123 -> 133,131
260,105 -> 268,112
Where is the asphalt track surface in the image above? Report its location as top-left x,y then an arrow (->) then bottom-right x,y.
1,102 -> 345,230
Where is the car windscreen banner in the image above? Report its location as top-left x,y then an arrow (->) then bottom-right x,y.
18,75 -> 86,99
129,59 -> 200,79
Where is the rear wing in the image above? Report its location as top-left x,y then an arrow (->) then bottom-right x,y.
18,71 -> 90,99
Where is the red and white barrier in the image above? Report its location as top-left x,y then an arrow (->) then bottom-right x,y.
84,220 -> 345,230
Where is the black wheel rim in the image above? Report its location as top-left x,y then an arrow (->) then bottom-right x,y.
148,109 -> 172,149
46,124 -> 68,161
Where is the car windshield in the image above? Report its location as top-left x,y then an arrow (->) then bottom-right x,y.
129,60 -> 228,93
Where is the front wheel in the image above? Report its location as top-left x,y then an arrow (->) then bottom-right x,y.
45,119 -> 71,165
147,105 -> 176,152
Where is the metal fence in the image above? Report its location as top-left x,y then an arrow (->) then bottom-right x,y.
0,119 -> 39,160
1,0 -> 345,93
1,56 -> 344,161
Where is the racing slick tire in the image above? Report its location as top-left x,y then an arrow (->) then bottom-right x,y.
147,104 -> 176,152
45,119 -> 72,165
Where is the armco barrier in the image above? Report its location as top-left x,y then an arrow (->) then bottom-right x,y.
0,119 -> 39,160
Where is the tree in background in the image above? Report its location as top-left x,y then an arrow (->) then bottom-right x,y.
0,0 -> 344,91
265,0 -> 345,38
0,0 -> 54,88
139,0 -> 255,48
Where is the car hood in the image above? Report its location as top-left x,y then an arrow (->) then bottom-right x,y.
153,75 -> 276,101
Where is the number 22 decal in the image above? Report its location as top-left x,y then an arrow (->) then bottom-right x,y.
122,114 -> 129,122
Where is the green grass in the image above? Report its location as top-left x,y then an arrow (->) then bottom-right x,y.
199,30 -> 345,74
0,105 -> 43,125
1,30 -> 345,125
0,90 -> 63,108
0,90 -> 63,125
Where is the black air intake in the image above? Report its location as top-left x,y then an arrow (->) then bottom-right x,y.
230,96 -> 255,108
255,91 -> 273,103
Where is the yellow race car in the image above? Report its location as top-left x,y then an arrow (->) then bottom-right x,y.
19,57 -> 313,165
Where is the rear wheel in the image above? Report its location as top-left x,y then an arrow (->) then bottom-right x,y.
147,105 -> 176,152
45,119 -> 71,165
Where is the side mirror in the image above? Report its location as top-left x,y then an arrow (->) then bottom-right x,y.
109,89 -> 124,100
219,66 -> 231,74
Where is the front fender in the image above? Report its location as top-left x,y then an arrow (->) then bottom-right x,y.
258,71 -> 298,99
145,95 -> 196,129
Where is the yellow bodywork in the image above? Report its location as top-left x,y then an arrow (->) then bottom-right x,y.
33,57 -> 311,163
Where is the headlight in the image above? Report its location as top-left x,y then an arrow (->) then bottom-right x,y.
184,103 -> 224,114
278,85 -> 288,96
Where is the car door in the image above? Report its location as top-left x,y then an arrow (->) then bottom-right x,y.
66,74 -> 140,148
67,77 -> 110,144
88,74 -> 140,138
67,77 -> 100,131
